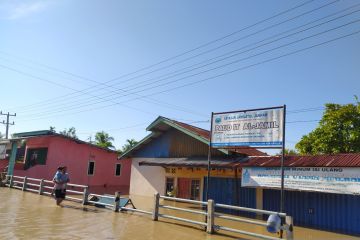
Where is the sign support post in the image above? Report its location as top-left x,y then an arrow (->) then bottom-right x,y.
280,105 -> 286,213
208,105 -> 286,211
206,112 -> 214,201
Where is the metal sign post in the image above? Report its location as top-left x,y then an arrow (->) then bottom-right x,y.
280,105 -> 286,213
206,112 -> 214,201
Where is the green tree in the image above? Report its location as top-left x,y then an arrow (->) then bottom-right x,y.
122,139 -> 138,153
296,99 -> 360,154
49,126 -> 56,133
95,131 -> 115,149
59,127 -> 78,139
278,149 -> 298,155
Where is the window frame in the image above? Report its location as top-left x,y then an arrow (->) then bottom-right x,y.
87,161 -> 95,176
115,163 -> 122,176
190,178 -> 201,201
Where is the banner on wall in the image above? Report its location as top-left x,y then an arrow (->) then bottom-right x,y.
242,167 -> 360,195
211,107 -> 284,148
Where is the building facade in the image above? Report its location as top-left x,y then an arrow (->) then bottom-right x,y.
6,131 -> 131,194
120,116 -> 265,200
121,116 -> 360,236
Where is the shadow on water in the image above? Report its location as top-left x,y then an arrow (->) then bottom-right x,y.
61,204 -> 102,213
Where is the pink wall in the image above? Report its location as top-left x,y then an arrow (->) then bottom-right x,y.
13,136 -> 131,194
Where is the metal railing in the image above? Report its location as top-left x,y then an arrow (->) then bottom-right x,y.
4,175 -> 89,204
214,203 -> 293,240
154,194 -> 293,239
3,177 -> 294,239
155,194 -> 208,228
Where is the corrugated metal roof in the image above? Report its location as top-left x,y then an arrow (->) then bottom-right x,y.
173,120 -> 210,140
139,154 -> 360,168
138,157 -> 243,169
240,153 -> 360,167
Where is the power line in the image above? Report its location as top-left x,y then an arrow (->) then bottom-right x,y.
17,17 -> 360,119
96,0 -> 317,84
112,0 -> 338,88
120,8 -> 360,93
0,56 -> 207,118
2,0 -> 319,112
16,28 -> 360,121
76,122 -> 149,135
11,2 -> 356,116
286,119 -> 320,123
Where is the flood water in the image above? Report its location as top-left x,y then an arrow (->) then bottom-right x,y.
0,188 -> 359,240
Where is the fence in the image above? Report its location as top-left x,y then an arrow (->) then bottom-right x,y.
3,175 -> 293,240
4,175 -> 88,204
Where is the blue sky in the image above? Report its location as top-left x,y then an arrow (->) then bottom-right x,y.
1,0 -> 359,152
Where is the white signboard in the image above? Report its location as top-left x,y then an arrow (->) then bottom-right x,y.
242,167 -> 360,195
0,144 -> 6,159
211,108 -> 284,148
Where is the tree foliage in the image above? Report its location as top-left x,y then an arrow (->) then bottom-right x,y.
59,127 -> 78,139
278,149 -> 298,155
95,131 -> 115,149
296,99 -> 360,154
49,126 -> 56,133
122,139 -> 138,152
121,139 -> 138,153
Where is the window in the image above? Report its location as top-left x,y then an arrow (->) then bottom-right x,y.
115,163 -> 122,176
190,179 -> 200,200
24,148 -> 48,170
87,161 -> 95,175
165,178 -> 175,197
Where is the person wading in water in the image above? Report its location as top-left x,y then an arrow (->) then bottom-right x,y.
53,166 -> 70,206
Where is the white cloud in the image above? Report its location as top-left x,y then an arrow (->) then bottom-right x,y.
2,1 -> 51,20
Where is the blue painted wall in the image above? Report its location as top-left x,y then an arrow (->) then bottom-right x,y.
203,177 -> 256,218
263,189 -> 360,235
133,132 -> 171,158
133,128 -> 216,158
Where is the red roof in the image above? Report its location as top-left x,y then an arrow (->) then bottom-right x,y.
172,120 -> 267,156
240,153 -> 360,167
173,120 -> 210,139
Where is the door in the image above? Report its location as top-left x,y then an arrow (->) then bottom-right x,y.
177,178 -> 191,199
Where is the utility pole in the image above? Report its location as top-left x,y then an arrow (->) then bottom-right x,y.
0,111 -> 16,139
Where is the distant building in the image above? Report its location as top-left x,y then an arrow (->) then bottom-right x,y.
3,130 -> 130,194
120,116 -> 360,236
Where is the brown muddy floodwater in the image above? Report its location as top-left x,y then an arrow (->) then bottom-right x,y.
0,188 -> 359,240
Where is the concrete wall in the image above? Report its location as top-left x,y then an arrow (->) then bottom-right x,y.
129,158 -> 165,196
129,163 -> 241,198
13,136 -> 131,194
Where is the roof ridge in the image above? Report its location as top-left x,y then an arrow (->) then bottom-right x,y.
169,119 -> 210,134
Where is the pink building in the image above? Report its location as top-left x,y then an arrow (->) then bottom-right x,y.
10,130 -> 130,194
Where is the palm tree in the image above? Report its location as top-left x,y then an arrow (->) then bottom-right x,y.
95,131 -> 115,149
59,127 -> 78,139
122,139 -> 138,152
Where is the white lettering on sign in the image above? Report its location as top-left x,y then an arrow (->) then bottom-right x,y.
211,108 -> 284,148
